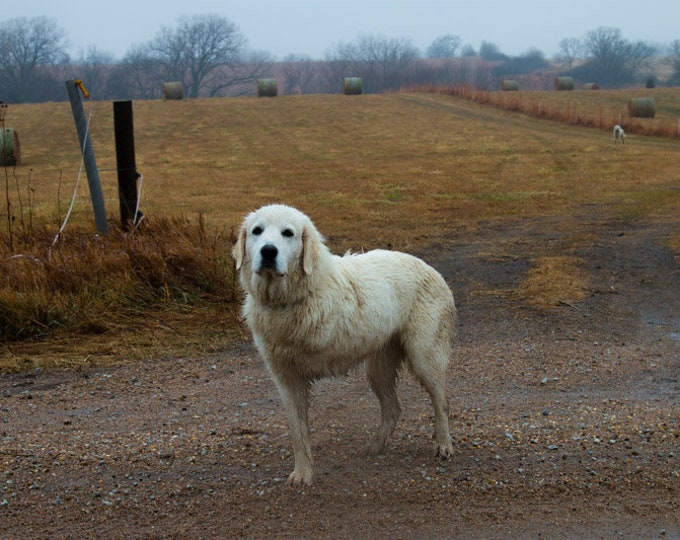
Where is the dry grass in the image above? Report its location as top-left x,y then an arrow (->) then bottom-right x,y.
422,85 -> 680,138
516,256 -> 589,310
7,92 -> 680,240
1,217 -> 241,371
2,92 -> 680,370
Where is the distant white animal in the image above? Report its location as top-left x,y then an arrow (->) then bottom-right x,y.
233,204 -> 457,486
613,124 -> 626,144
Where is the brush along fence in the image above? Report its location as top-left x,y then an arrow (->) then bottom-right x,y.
163,82 -> 184,100
554,76 -> 574,91
343,77 -> 363,95
257,79 -> 278,97
1,128 -> 20,166
628,97 -> 655,118
501,80 -> 519,91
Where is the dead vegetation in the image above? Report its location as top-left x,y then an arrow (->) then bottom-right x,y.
421,85 -> 680,138
516,255 -> 589,309
1,217 -> 241,371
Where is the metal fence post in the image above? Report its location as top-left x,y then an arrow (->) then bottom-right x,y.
65,79 -> 108,235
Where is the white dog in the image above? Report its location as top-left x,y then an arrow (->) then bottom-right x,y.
613,124 -> 626,143
233,204 -> 457,486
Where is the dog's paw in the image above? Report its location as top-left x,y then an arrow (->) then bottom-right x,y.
434,441 -> 453,460
366,440 -> 387,457
287,468 -> 313,487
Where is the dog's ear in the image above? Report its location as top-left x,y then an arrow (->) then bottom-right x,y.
232,225 -> 247,270
301,223 -> 322,275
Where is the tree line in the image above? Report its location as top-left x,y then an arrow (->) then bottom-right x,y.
1,14 -> 679,103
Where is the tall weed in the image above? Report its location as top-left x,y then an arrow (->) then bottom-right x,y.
0,216 -> 237,343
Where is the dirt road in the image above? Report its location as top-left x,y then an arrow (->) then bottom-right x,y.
2,215 -> 679,538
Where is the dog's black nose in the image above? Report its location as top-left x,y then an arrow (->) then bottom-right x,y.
260,244 -> 278,262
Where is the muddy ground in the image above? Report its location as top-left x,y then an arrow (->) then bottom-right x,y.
1,214 -> 679,539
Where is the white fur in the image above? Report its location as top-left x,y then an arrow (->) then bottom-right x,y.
233,204 -> 457,486
613,124 -> 626,143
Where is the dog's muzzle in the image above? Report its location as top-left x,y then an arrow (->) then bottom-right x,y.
258,244 -> 280,273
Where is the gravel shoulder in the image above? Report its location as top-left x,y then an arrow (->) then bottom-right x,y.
2,216 -> 679,538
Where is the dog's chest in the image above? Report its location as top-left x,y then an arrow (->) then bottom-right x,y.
249,300 -> 391,370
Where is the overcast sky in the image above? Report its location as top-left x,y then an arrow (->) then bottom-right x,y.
3,0 -> 678,60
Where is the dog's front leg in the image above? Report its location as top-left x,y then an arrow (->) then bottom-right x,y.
277,377 -> 314,486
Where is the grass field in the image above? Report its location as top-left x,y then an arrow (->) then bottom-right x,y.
2,90 -> 679,369
7,90 -> 680,240
433,86 -> 680,138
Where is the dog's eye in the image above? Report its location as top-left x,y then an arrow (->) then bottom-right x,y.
252,226 -> 263,235
282,229 -> 294,238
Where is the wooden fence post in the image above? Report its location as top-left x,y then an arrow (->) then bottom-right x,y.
65,79 -> 108,235
113,100 -> 142,231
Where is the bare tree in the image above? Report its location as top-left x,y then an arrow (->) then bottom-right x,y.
426,34 -> 462,58
75,47 -> 116,99
114,44 -> 165,99
148,14 -> 249,98
327,34 -> 419,92
280,55 -> 321,94
460,44 -> 477,57
558,38 -> 583,69
668,39 -> 680,85
578,27 -> 655,87
211,49 -> 274,97
493,48 -> 547,77
479,41 -> 507,61
318,58 -> 355,93
0,17 -> 69,103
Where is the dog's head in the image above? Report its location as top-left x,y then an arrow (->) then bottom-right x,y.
232,204 -> 325,303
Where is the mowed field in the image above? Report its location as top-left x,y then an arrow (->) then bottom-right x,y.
8,90 -> 680,251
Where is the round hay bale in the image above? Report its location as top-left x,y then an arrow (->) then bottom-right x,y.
583,82 -> 600,90
163,82 -> 184,100
257,79 -> 278,97
500,80 -> 519,91
343,77 -> 363,95
554,76 -> 574,91
1,128 -> 20,166
628,97 -> 655,118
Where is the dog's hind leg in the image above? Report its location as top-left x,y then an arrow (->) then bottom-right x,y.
403,291 -> 455,458
417,365 -> 453,457
404,334 -> 454,458
366,346 -> 402,455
